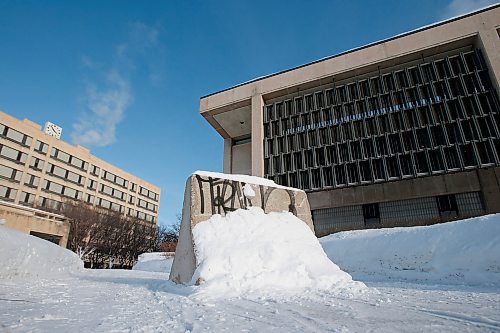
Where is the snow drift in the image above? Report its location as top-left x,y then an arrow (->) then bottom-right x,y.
132,252 -> 173,273
0,226 -> 83,279
321,214 -> 500,286
191,207 -> 364,295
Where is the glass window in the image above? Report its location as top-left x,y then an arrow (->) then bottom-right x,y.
0,185 -> 17,200
24,174 -> 40,187
5,128 -> 25,144
91,165 -> 100,175
34,141 -> 48,154
1,145 -> 26,163
19,192 -> 34,205
0,164 -> 21,181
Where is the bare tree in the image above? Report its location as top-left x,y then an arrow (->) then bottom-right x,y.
57,200 -> 155,269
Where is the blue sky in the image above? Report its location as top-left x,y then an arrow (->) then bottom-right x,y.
0,0 -> 497,227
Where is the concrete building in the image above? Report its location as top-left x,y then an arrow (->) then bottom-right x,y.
0,201 -> 70,247
0,111 -> 161,243
200,6 -> 500,236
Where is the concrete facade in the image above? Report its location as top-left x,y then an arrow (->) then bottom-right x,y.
0,201 -> 70,247
200,6 -> 500,235
0,111 -> 161,241
170,172 -> 313,284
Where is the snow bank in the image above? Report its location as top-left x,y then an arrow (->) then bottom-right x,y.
132,252 -> 173,273
0,226 -> 83,279
321,214 -> 500,286
191,207 -> 364,296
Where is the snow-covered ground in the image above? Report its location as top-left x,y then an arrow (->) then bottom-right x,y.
321,214 -> 500,286
1,213 -> 500,332
132,252 -> 174,273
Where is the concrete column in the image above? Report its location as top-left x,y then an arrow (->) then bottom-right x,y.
251,94 -> 264,177
478,29 -> 500,93
223,138 -> 232,174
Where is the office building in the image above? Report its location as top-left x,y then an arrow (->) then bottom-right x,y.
200,6 -> 500,236
0,111 -> 160,243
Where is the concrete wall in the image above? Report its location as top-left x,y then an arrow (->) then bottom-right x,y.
0,201 -> 70,247
310,167 -> 500,236
169,172 -> 313,284
307,167 -> 500,212
231,142 -> 251,175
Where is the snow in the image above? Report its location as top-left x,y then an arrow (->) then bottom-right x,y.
132,252 -> 174,273
190,207 -> 364,296
242,183 -> 255,198
0,225 -> 83,280
1,214 -> 499,332
194,170 -> 301,191
321,214 -> 500,286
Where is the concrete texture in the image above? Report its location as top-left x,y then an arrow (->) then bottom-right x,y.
169,172 -> 313,284
0,201 -> 70,247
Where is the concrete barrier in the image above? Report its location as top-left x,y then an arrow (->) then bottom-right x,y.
169,171 -> 314,284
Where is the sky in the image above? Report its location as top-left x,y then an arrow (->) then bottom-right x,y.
0,0 -> 497,227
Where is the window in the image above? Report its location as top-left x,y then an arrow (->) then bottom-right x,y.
138,186 -> 159,201
0,185 -> 17,201
24,174 -> 40,187
101,170 -> 128,188
51,148 -> 88,170
100,184 -> 125,200
90,165 -> 100,176
29,157 -> 44,170
437,195 -> 458,218
47,163 -> 85,185
87,179 -> 97,190
0,125 -> 32,146
0,164 -> 22,182
19,192 -> 35,205
363,203 -> 380,225
1,145 -> 27,164
38,197 -> 62,210
85,194 -> 94,204
97,198 -> 112,209
34,141 -> 48,154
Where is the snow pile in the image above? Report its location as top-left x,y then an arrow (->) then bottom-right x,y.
321,214 -> 500,286
0,226 -> 83,279
191,207 -> 364,296
132,252 -> 174,273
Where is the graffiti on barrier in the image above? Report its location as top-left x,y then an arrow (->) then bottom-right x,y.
195,175 -> 297,216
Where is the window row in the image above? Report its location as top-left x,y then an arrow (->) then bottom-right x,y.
101,170 -> 128,188
97,197 -> 124,213
264,50 -> 487,120
265,91 -> 498,140
137,198 -> 158,213
139,186 -> 159,201
265,119 -> 500,168
99,183 -> 126,201
267,141 -> 500,190
46,163 -> 85,186
42,180 -> 81,199
51,148 -> 88,170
